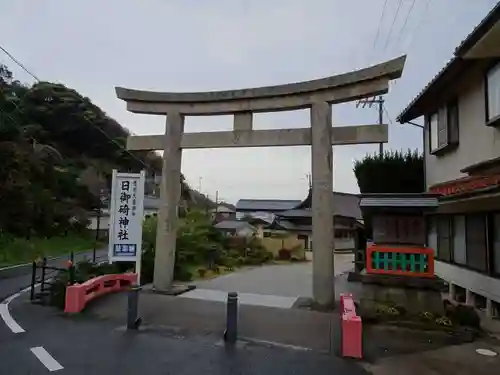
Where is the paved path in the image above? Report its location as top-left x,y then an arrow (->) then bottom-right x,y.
181,253 -> 354,308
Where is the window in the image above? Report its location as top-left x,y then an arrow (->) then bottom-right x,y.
428,216 -> 437,255
493,214 -> 500,275
429,113 -> 439,152
452,215 -> 466,265
437,216 -> 452,262
428,101 -> 459,154
447,99 -> 459,144
465,215 -> 488,272
486,62 -> 500,124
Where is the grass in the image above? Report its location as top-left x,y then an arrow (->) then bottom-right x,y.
0,233 -> 100,268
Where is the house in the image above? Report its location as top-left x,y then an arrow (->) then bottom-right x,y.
213,220 -> 256,237
210,204 -> 236,222
397,2 -> 500,316
236,189 -> 362,251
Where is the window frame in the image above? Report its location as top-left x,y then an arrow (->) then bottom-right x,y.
465,214 -> 489,272
491,213 -> 500,277
428,112 -> 439,153
485,61 -> 500,127
428,100 -> 459,155
436,215 -> 452,262
431,212 -> 500,279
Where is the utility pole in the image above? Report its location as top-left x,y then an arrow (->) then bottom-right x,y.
215,190 -> 219,213
356,96 -> 384,156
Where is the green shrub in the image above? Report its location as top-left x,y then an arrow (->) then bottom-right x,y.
141,210 -> 229,282
223,258 -> 236,270
197,268 -> 207,277
278,248 -> 291,260
174,264 -> 193,282
444,301 -> 480,329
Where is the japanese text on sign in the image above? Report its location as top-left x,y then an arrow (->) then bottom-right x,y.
108,171 -> 145,261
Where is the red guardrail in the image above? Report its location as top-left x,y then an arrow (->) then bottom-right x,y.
64,273 -> 137,313
339,293 -> 362,359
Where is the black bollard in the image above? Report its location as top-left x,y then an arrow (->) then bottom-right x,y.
30,261 -> 37,301
127,285 -> 142,330
224,292 -> 238,344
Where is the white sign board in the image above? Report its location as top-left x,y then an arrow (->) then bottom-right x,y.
108,170 -> 145,280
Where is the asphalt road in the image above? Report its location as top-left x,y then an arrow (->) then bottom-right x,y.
0,248 -> 108,301
2,294 -> 369,375
0,251 -> 368,374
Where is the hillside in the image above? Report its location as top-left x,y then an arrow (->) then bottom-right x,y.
0,64 -> 212,240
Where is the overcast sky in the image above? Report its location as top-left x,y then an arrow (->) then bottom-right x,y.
1,0 -> 498,203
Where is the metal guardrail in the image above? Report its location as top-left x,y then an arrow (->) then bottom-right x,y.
28,252 -> 109,305
30,256 -> 74,304
0,250 -> 107,280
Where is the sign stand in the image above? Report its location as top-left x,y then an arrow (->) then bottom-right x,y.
108,170 -> 146,284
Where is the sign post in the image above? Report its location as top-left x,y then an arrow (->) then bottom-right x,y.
108,170 -> 145,283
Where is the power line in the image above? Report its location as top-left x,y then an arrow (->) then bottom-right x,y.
394,0 -> 417,48
405,0 -> 431,52
372,0 -> 390,53
0,44 -> 149,169
382,103 -> 394,127
381,0 -> 404,52
0,45 -> 39,82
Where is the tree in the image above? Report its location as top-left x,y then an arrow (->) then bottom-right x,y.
0,63 -> 214,239
353,149 -> 424,194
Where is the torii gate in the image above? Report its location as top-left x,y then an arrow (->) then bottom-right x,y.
115,55 -> 406,307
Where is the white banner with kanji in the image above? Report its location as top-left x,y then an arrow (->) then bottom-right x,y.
108,170 -> 145,269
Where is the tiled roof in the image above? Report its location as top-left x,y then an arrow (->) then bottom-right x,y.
238,191 -> 361,219
278,209 -> 312,218
209,205 -> 235,213
397,1 -> 500,123
214,220 -> 255,231
332,192 -> 362,219
236,199 -> 301,211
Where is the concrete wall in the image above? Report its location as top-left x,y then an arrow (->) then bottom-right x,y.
425,75 -> 500,188
334,238 -> 355,250
435,260 -> 500,304
260,232 -> 305,258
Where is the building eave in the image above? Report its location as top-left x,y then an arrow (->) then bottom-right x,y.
454,2 -> 500,57
397,2 -> 500,124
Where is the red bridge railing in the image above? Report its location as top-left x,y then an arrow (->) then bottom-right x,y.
64,273 -> 137,313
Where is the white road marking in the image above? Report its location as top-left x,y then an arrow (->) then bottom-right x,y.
0,285 -> 33,334
30,347 -> 64,372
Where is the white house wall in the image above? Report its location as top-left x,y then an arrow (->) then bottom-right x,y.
425,75 -> 500,188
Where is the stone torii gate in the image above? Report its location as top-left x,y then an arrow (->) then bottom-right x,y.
115,55 -> 406,306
